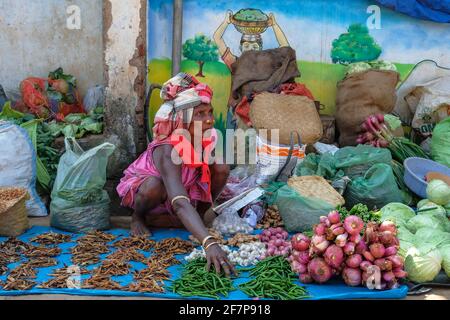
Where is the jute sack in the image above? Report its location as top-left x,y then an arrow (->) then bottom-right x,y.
0,187 -> 30,237
249,92 -> 323,145
335,70 -> 400,147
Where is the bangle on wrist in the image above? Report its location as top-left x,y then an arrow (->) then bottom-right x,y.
204,241 -> 219,252
201,235 -> 215,248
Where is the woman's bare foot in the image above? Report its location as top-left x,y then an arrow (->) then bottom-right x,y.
131,213 -> 152,237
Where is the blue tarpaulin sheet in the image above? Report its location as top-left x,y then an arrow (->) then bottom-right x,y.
0,226 -> 408,300
375,0 -> 450,23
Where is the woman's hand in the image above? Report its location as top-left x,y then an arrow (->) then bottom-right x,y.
225,10 -> 233,24
206,244 -> 237,277
268,13 -> 276,27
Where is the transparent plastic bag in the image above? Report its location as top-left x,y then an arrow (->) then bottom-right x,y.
212,207 -> 253,236
50,137 -> 115,233
83,85 -> 104,113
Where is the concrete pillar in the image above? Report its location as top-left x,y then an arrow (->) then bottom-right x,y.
103,0 -> 147,177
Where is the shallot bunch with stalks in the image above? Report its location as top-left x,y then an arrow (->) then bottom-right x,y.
356,114 -> 429,163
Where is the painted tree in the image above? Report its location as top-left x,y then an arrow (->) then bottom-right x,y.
183,34 -> 219,77
331,23 -> 382,64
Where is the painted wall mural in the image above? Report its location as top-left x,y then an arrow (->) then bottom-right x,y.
147,0 -> 450,133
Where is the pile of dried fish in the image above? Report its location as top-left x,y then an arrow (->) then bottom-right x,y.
113,236 -> 156,251
25,246 -> 62,258
2,278 -> 36,291
2,263 -> 37,291
26,257 -> 58,268
77,230 -> 116,245
106,248 -> 146,263
135,261 -> 170,282
125,279 -> 165,293
39,266 -> 89,289
71,240 -> 110,266
0,257 -> 8,275
153,238 -> 194,256
148,253 -> 180,267
71,252 -> 100,266
71,242 -> 109,255
93,259 -> 131,276
83,275 -> 122,290
9,264 -> 37,279
0,237 -> 31,263
30,232 -> 72,246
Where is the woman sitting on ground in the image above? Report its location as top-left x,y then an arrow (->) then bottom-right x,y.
117,73 -> 235,275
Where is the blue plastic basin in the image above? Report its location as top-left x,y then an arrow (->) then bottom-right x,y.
404,157 -> 450,199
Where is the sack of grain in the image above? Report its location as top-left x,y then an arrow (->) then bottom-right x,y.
335,70 -> 399,147
0,187 -> 30,237
249,92 -> 323,145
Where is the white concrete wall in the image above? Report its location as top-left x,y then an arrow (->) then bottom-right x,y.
0,0 -> 103,96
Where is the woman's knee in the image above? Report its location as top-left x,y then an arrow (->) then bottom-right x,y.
135,177 -> 167,211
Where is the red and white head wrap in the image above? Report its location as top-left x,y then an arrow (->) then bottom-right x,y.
153,73 -> 213,141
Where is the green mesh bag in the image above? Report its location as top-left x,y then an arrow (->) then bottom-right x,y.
274,184 -> 335,233
344,163 -> 403,210
334,145 -> 392,179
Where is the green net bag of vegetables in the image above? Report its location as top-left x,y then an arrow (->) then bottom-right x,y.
50,137 -> 115,233
431,117 -> 450,168
334,145 -> 392,179
344,163 -> 403,210
273,184 -> 335,233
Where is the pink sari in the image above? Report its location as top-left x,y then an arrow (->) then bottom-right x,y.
116,130 -> 217,216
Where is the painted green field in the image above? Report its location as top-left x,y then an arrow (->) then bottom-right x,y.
147,58 -> 415,132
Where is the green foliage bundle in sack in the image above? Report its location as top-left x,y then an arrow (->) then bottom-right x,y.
50,138 -> 115,233
272,184 -> 335,233
344,163 -> 403,210
431,117 -> 450,168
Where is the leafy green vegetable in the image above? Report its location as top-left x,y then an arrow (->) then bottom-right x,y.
380,203 -> 416,225
338,203 -> 381,223
415,228 -> 450,249
426,180 -> 450,206
0,101 -> 24,120
440,244 -> 450,277
405,244 -> 442,283
48,67 -> 77,87
384,114 -> 402,130
406,215 -> 446,234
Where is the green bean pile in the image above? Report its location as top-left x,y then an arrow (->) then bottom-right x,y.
169,258 -> 235,299
239,256 -> 310,300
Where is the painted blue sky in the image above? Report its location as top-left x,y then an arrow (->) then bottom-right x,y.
148,0 -> 450,65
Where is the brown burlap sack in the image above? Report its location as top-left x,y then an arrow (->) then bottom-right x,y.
335,70 -> 400,147
249,92 -> 323,145
0,187 -> 30,237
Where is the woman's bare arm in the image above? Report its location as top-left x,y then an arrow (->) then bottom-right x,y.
213,10 -> 232,57
153,145 -> 209,243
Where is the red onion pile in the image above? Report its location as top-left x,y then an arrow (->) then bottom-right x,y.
288,210 -> 407,290
259,227 -> 291,258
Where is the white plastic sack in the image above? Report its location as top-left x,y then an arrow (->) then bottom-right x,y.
83,85 -> 104,113
255,135 -> 306,185
0,121 -> 47,216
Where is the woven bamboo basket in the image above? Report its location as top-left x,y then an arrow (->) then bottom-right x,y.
0,187 -> 30,237
288,176 -> 345,207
